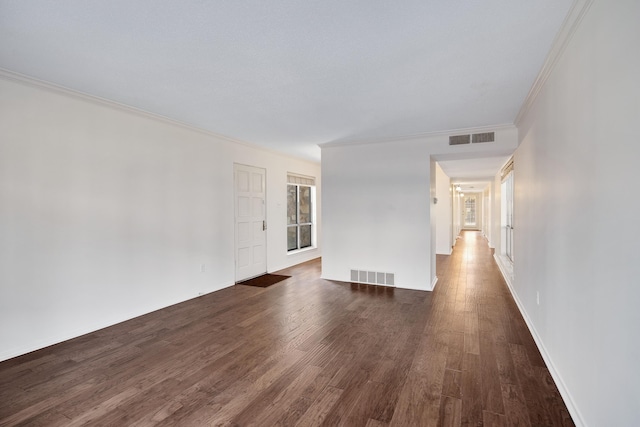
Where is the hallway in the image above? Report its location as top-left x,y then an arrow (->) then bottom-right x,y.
431,231 -> 572,425
0,231 -> 572,426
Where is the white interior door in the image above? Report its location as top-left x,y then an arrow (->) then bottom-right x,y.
234,164 -> 266,281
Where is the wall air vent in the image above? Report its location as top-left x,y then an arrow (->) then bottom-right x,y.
449,134 -> 471,145
472,132 -> 495,143
350,269 -> 395,287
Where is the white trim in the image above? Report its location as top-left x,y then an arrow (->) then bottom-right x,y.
271,256 -> 321,275
319,124 -> 516,148
394,284 -> 431,292
430,276 -> 439,291
0,68 -> 320,166
493,255 -> 586,427
514,0 -> 594,127
0,282 -> 234,363
494,254 -> 514,289
349,281 -> 395,288
287,174 -> 316,186
286,246 -> 317,256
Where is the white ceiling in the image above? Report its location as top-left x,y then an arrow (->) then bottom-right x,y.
0,0 -> 572,171
437,154 -> 512,192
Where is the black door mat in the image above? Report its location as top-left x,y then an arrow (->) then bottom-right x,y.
237,274 -> 290,288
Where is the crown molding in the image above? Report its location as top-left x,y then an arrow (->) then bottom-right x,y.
450,177 -> 495,184
514,0 -> 594,126
319,123 -> 516,149
0,68 -> 320,166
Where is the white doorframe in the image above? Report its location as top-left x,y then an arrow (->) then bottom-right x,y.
501,171 -> 514,262
234,164 -> 267,282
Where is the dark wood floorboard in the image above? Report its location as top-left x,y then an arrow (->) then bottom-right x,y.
0,231 -> 573,426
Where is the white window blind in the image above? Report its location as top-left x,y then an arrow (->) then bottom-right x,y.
501,157 -> 514,182
287,174 -> 315,186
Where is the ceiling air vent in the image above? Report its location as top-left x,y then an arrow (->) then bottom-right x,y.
472,132 -> 495,143
449,134 -> 471,145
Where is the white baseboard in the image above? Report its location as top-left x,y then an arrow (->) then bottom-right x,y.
493,255 -> 586,427
394,282 -> 433,292
0,281 -> 235,363
493,254 -> 514,289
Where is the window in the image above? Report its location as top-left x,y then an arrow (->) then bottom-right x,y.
287,174 -> 315,252
464,195 -> 477,227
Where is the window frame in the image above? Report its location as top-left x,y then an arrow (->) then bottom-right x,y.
287,183 -> 315,252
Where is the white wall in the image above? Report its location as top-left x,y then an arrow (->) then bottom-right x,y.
435,163 -> 452,255
321,141 -> 432,290
513,1 -> 639,425
321,128 -> 518,291
0,74 -> 321,361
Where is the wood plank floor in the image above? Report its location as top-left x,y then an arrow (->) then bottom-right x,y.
0,231 -> 573,426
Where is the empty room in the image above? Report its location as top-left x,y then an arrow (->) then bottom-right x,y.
1,0 -> 638,426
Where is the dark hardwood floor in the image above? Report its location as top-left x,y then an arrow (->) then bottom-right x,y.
0,231 -> 573,426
